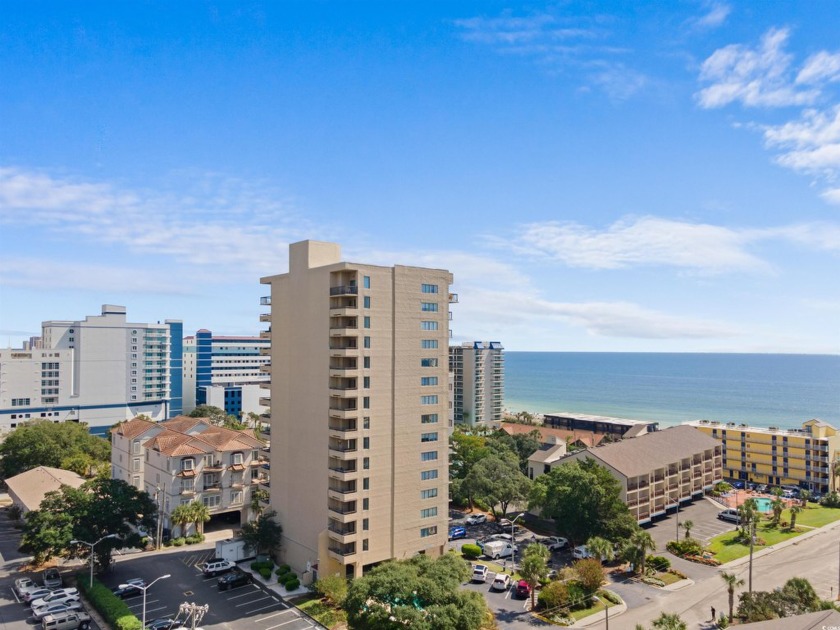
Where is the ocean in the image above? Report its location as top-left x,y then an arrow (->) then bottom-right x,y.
504,352 -> 840,429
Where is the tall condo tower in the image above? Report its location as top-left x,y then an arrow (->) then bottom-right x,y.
449,341 -> 504,426
260,241 -> 454,579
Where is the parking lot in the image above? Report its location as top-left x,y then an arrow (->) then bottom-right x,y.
644,496 -> 737,552
105,548 -> 317,630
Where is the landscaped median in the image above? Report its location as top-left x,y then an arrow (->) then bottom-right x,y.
76,573 -> 142,630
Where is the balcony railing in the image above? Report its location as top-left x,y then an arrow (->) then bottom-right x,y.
330,286 -> 359,296
260,296 -> 271,305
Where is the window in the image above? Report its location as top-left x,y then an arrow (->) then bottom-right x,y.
420,302 -> 438,312
421,321 -> 438,330
421,526 -> 438,537
421,488 -> 438,499
364,316 -> 371,329
232,452 -> 243,465
181,458 -> 194,471
363,296 -> 371,308
421,469 -> 438,481
363,376 -> 370,388
202,495 -> 221,508
420,395 -> 438,405
133,475 -> 140,487
363,437 -> 370,449
363,336 -> 371,349
421,413 -> 438,424
421,284 -> 439,294
363,417 -> 370,429
180,479 -> 194,493
421,451 -> 438,462
363,539 -> 369,551
363,518 -> 369,531
363,457 -> 370,470
230,491 -> 243,504
204,454 -> 214,466
363,396 -> 370,409
10,398 -> 31,407
421,377 -> 438,386
421,339 -> 438,349
420,507 -> 438,518
421,432 -> 438,442
363,275 -> 370,289
421,358 -> 438,367
132,458 -> 141,472
363,498 -> 369,510
363,356 -> 370,369
133,441 -> 141,454
363,478 -> 370,490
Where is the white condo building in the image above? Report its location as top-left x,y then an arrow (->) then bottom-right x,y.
182,331 -> 269,418
0,305 -> 183,434
260,240 -> 454,580
449,341 -> 504,426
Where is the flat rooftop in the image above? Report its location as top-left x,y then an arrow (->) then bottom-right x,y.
545,412 -> 658,427
686,418 -> 835,437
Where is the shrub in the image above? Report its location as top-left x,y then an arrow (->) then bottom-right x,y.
77,573 -> 142,630
259,567 -> 272,579
7,504 -> 23,521
641,576 -> 665,587
315,574 -> 348,606
276,564 -> 291,575
185,533 -> 205,544
250,561 -> 261,571
461,543 -> 482,560
647,555 -> 670,572
574,558 -> 605,594
537,581 -> 569,610
821,492 -> 840,508
163,539 -> 173,547
284,578 -> 300,591
717,612 -> 730,628
565,582 -> 588,611
666,539 -> 703,558
172,538 -> 186,547
601,590 -> 622,605
668,568 -> 687,580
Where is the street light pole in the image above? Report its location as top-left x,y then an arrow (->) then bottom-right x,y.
123,574 -> 170,629
511,512 -> 526,571
71,534 -> 119,588
748,519 -> 756,594
593,595 -> 609,630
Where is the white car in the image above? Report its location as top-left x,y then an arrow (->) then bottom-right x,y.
490,574 -> 511,591
466,514 -> 487,525
14,577 -> 38,598
201,559 -> 236,576
471,564 -> 489,583
31,589 -> 79,610
572,545 -> 593,560
32,602 -> 84,620
544,536 -> 569,551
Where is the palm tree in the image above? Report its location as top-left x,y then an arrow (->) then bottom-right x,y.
188,500 -> 211,535
738,498 -> 757,536
720,571 -> 745,622
681,519 -> 694,540
170,503 -> 193,537
651,612 -> 687,630
832,459 -> 840,493
520,544 -> 549,609
629,530 -> 656,576
789,503 -> 802,530
770,496 -> 784,526
250,488 -> 270,521
586,536 -> 615,564
799,489 -> 810,507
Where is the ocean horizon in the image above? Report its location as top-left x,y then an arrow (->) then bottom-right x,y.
503,352 -> 840,429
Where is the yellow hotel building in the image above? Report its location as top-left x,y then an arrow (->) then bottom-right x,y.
686,419 -> 840,494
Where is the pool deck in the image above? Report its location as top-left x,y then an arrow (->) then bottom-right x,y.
719,489 -> 798,511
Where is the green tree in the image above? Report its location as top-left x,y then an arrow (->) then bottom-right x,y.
770,495 -> 785,526
529,458 -> 637,545
344,554 -> 486,630
789,504 -> 802,530
736,578 -> 826,622
449,429 -> 491,507
520,543 -> 549,608
187,501 -> 211,534
721,571 -> 745,622
188,405 -> 229,425
21,478 -> 156,570
487,429 -> 542,474
170,503 -> 193,537
0,420 -> 110,478
239,509 -> 282,555
463,453 -> 531,520
651,612 -> 687,630
314,574 -> 348,607
250,488 -> 270,521
798,489 -> 810,506
681,519 -> 694,539
585,536 -> 615,564
574,558 -> 604,594
738,499 -> 758,537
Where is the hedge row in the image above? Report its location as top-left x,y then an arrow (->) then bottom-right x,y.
77,573 -> 142,630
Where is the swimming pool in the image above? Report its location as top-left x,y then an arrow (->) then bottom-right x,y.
753,497 -> 772,512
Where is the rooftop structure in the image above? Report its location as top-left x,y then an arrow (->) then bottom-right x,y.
543,412 -> 659,440
5,466 -> 86,512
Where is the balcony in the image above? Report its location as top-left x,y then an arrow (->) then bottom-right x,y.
331,285 -> 359,296
260,329 -> 271,339
260,296 -> 271,306
203,483 -> 221,492
328,480 -> 357,497
329,405 -> 358,420
329,439 -> 358,458
259,313 -> 271,322
328,520 -> 357,536
328,542 -> 356,559
203,461 -> 224,472
449,293 -> 459,303
328,499 -> 357,518
259,347 -> 270,356
260,363 -> 271,373
329,418 -> 358,434
259,397 -> 271,407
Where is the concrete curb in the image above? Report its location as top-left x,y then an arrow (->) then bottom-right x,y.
663,577 -> 695,591
571,590 -> 626,628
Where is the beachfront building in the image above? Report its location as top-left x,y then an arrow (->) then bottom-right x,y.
110,415 -> 268,533
260,240 -> 454,580
546,425 -> 722,524
449,341 -> 504,426
685,419 -> 840,494
543,412 -> 658,441
0,305 -> 183,435
182,330 -> 269,417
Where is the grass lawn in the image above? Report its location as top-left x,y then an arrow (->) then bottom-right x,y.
655,571 -> 684,586
567,590 -> 618,621
293,594 -> 347,629
794,505 -> 840,528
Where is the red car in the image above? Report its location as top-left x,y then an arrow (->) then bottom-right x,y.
515,580 -> 531,599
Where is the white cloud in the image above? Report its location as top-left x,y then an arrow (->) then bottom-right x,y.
690,1 -> 731,29
0,167 -> 319,280
511,216 -> 768,273
821,187 -> 840,205
763,105 -> 840,175
796,51 -> 840,85
696,28 -> 820,108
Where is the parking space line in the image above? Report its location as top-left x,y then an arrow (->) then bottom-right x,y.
264,616 -> 306,630
143,605 -> 168,615
226,588 -> 261,600
255,611 -> 286,623
246,602 -> 284,615
237,595 -> 273,607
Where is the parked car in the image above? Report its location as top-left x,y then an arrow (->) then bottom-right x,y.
42,569 -> 62,589
717,508 -> 741,524
497,519 -> 522,534
448,526 -> 467,540
218,569 -> 252,591
145,620 -> 183,630
465,514 -> 487,525
514,580 -> 531,599
41,611 -> 91,630
201,559 -> 236,577
30,589 -> 80,610
471,564 -> 489,583
490,574 -> 511,591
111,579 -> 146,599
543,536 -> 569,551
32,602 -> 84,621
731,481 -> 745,489
23,589 -> 54,605
572,545 -> 593,560
14,577 -> 39,598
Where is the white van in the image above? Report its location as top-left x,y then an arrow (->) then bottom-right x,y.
483,540 -> 515,559
717,508 -> 741,524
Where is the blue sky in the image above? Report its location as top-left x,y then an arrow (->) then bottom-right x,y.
1,1 -> 839,353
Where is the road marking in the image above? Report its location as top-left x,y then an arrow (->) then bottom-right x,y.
245,602 -> 283,615
237,595 -> 272,607
227,590 -> 260,600
254,611 -> 286,622
263,617 -> 304,630
144,605 -> 168,615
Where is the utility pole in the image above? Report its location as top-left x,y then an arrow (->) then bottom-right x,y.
155,483 -> 166,549
178,602 -> 209,630
748,519 -> 756,594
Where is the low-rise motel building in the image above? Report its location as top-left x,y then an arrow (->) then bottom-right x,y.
686,418 -> 840,494
534,426 -> 722,524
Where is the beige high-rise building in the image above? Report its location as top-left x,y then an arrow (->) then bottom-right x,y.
260,241 -> 454,579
